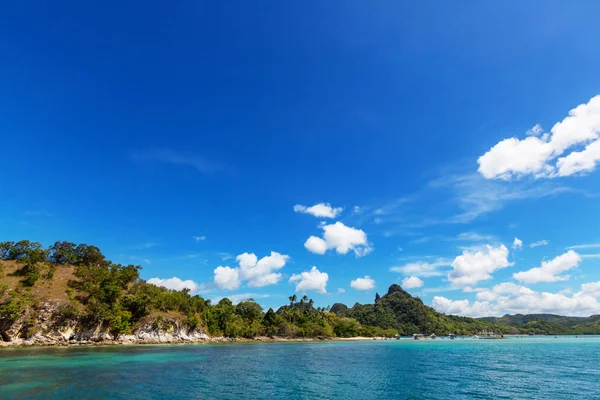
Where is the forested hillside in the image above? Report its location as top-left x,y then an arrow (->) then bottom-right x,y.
480,314 -> 600,335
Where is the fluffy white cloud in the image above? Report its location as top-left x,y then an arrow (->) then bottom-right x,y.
213,251 -> 290,290
289,266 -> 328,293
294,203 -> 342,218
350,276 -> 375,290
529,240 -> 548,248
448,245 -> 512,287
304,236 -> 328,255
431,296 -> 493,318
213,266 -> 241,290
580,281 -> 600,297
304,221 -> 371,257
148,277 -> 199,293
433,280 -> 600,317
478,95 -> 600,179
512,237 -> 523,250
513,250 -> 581,283
401,276 -> 424,289
390,258 -> 452,277
238,251 -> 290,287
475,282 -> 535,302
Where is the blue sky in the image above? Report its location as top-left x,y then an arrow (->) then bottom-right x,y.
2,1 -> 600,316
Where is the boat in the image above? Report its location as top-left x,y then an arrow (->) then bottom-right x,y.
449,333 -> 456,340
473,329 -> 504,339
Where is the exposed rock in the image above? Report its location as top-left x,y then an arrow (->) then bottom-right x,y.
0,301 -> 213,347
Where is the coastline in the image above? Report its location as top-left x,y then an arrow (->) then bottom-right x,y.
0,335 -> 401,349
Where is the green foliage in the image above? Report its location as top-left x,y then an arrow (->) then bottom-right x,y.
337,285 -> 497,335
0,286 -> 30,328
49,241 -> 79,265
55,303 -> 80,328
108,307 -> 132,339
334,318 -> 361,337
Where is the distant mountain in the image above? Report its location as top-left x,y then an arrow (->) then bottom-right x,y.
332,284 -> 498,335
479,314 -> 600,334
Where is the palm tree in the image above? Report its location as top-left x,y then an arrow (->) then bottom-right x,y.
289,294 -> 297,307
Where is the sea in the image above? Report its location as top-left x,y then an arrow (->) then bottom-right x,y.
1,336 -> 599,399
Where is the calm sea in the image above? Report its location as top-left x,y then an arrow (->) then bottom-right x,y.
1,336 -> 599,399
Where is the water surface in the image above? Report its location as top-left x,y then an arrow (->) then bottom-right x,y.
1,336 -> 599,399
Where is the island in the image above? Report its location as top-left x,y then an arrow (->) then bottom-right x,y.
1,240 -> 599,347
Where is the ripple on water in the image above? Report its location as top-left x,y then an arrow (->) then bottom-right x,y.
1,337 -> 600,399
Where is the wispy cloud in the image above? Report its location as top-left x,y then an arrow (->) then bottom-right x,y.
193,235 -> 206,242
23,210 -> 54,217
529,240 -> 549,248
580,254 -> 600,259
428,172 -> 572,224
452,232 -> 496,242
131,242 -> 157,250
217,252 -> 234,261
390,258 -> 453,277
132,149 -> 224,174
568,243 -> 600,250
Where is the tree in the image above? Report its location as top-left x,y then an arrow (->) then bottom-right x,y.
49,241 -> 79,265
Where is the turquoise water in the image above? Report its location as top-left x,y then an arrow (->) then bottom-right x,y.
1,336 -> 599,399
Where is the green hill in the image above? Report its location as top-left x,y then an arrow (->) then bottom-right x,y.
480,314 -> 600,335
332,284 -> 500,335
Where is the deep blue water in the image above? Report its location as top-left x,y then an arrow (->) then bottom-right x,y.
1,336 -> 599,399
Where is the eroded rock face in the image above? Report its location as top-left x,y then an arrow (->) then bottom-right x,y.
0,301 -> 211,347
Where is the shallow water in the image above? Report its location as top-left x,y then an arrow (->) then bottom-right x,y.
1,336 -> 599,399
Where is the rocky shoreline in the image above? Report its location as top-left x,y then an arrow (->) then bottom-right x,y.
0,301 -> 335,348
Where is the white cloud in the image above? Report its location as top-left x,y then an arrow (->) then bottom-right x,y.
238,251 -> 290,287
529,240 -> 549,248
304,221 -> 371,257
350,276 -> 375,290
513,250 -> 581,283
304,236 -> 328,255
512,237 -> 523,250
390,258 -> 452,277
475,282 -> 535,302
213,251 -> 290,290
431,296 -> 493,318
193,235 -> 206,242
580,281 -> 600,297
213,266 -> 241,290
526,123 -> 544,136
568,243 -> 600,250
294,203 -> 342,218
337,288 -> 346,293
448,245 -> 512,287
289,266 -> 328,293
462,286 -> 485,293
433,280 -> 600,317
581,254 -> 600,259
148,277 -> 199,293
478,95 -> 600,179
455,232 -> 495,242
401,276 -> 424,289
